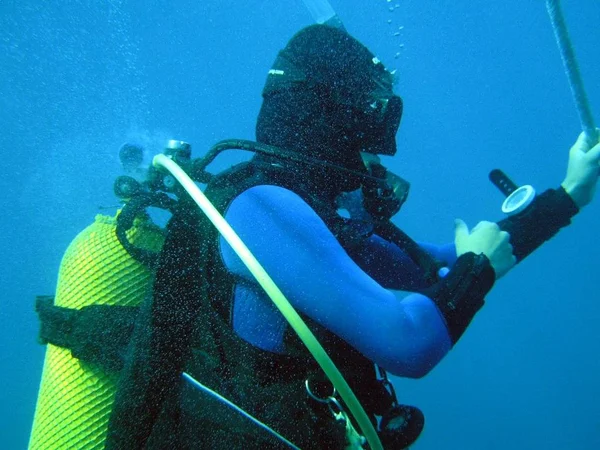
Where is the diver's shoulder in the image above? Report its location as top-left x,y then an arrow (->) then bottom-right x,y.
236,184 -> 310,207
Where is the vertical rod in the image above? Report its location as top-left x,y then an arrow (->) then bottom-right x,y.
546,0 -> 598,146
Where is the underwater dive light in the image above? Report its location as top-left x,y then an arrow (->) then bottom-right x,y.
489,169 -> 536,216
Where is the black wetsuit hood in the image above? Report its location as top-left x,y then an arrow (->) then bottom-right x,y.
256,24 -> 403,195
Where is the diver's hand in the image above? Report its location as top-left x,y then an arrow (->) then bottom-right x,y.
561,130 -> 600,209
454,219 -> 516,280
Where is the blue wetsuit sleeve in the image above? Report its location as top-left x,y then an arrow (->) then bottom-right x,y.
220,185 -> 452,378
348,236 -> 457,291
419,242 -> 457,267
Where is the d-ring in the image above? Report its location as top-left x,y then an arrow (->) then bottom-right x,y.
305,379 -> 336,403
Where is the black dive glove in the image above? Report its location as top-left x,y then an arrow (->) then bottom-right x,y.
498,186 -> 579,262
422,252 -> 496,344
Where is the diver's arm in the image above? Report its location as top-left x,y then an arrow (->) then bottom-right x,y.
418,242 -> 457,267
347,236 -> 457,291
497,187 -> 578,262
220,185 -> 452,378
425,133 -> 600,343
348,232 -> 495,345
498,132 -> 599,262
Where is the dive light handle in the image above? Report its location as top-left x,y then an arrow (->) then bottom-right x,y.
489,169 -> 518,197
489,169 -> 536,216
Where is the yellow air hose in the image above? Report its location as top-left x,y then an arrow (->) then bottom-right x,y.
153,154 -> 383,450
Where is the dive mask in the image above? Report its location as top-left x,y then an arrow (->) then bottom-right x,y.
338,68 -> 403,157
359,93 -> 403,156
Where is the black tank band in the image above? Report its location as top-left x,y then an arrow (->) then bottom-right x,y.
35,296 -> 138,372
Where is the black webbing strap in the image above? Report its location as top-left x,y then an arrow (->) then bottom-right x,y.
35,295 -> 139,372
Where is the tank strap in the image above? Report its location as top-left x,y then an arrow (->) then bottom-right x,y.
35,295 -> 139,372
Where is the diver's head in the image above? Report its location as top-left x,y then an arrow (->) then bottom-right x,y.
256,24 -> 403,194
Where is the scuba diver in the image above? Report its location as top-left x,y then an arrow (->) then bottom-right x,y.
31,24 -> 600,450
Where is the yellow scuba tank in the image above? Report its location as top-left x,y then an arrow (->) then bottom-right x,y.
29,212 -> 164,450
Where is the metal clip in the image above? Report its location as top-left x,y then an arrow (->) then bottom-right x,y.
305,379 -> 342,417
305,379 -> 366,449
376,365 -> 399,407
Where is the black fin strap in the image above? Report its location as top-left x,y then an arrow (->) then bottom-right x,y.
422,253 -> 495,345
35,296 -> 139,372
498,187 -> 579,262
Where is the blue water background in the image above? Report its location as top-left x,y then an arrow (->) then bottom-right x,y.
1,0 -> 599,448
